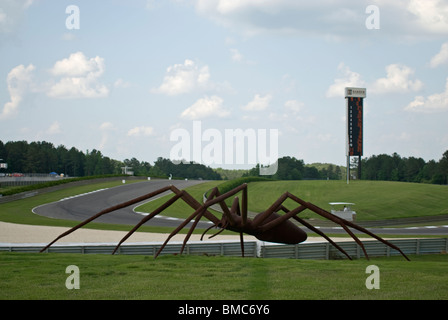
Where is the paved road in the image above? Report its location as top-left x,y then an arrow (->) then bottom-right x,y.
33,179 -> 214,229
33,178 -> 448,238
310,225 -> 448,237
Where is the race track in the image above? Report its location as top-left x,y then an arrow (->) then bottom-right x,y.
33,179 -> 214,229
33,178 -> 448,237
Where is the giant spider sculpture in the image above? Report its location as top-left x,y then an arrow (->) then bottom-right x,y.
40,183 -> 410,261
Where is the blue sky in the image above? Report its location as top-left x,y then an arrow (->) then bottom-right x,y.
1,0 -> 448,169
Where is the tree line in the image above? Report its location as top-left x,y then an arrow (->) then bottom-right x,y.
1,140 -> 446,185
242,151 -> 448,185
0,140 -> 220,180
359,151 -> 448,184
243,156 -> 344,180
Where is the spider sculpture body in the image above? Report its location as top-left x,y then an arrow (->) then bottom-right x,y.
40,183 -> 410,261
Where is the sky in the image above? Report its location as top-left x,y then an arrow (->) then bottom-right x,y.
1,0 -> 448,170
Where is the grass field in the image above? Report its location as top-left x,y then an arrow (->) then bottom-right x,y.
137,179 -> 448,221
2,178 -> 447,228
0,252 -> 447,300
0,178 -> 447,301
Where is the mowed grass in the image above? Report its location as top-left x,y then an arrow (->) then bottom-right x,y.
0,179 -> 447,301
2,179 -> 447,228
246,180 -> 448,221
0,252 -> 447,300
137,180 -> 448,222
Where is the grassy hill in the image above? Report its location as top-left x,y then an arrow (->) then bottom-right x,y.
235,180 -> 448,221
138,180 -> 448,222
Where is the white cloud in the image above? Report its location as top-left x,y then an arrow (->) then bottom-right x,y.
194,0 -> 448,38
127,126 -> 155,137
284,99 -> 304,113
406,0 -> 448,35
0,63 -> 35,119
269,99 -> 307,122
0,0 -> 34,34
152,59 -> 211,95
326,63 -> 364,98
230,48 -> 243,62
430,42 -> 448,68
46,121 -> 61,135
50,51 -> 103,77
113,78 -> 131,88
242,94 -> 272,111
371,64 -> 423,94
405,78 -> 448,113
181,95 -> 230,120
47,52 -> 109,99
327,63 -> 423,98
100,122 -> 114,130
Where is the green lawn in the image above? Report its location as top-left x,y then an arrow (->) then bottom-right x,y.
0,179 -> 447,301
0,252 -> 446,300
137,180 -> 448,222
2,178 -> 447,233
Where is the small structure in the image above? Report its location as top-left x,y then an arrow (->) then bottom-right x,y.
329,202 -> 356,221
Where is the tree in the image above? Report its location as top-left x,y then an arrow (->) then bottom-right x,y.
438,150 -> 448,184
303,166 -> 320,179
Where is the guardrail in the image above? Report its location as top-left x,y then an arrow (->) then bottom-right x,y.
260,238 -> 448,259
0,241 -> 258,257
1,238 -> 446,259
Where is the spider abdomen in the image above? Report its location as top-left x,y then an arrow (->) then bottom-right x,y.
253,212 -> 307,244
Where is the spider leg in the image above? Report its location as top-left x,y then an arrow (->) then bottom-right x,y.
200,223 -> 219,240
179,207 -> 209,255
179,189 -> 221,255
242,185 -> 248,225
240,232 -> 245,257
39,185 -> 174,253
111,191 -> 184,254
276,205 -> 353,260
286,192 -> 410,261
154,205 -> 208,258
208,227 -> 226,239
252,193 -> 289,227
121,185 -> 226,257
155,187 -> 222,258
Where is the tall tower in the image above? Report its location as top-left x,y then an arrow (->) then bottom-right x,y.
345,87 -> 366,183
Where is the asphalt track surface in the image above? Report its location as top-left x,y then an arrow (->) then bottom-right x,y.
33,179 -> 448,237
33,179 -> 214,229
